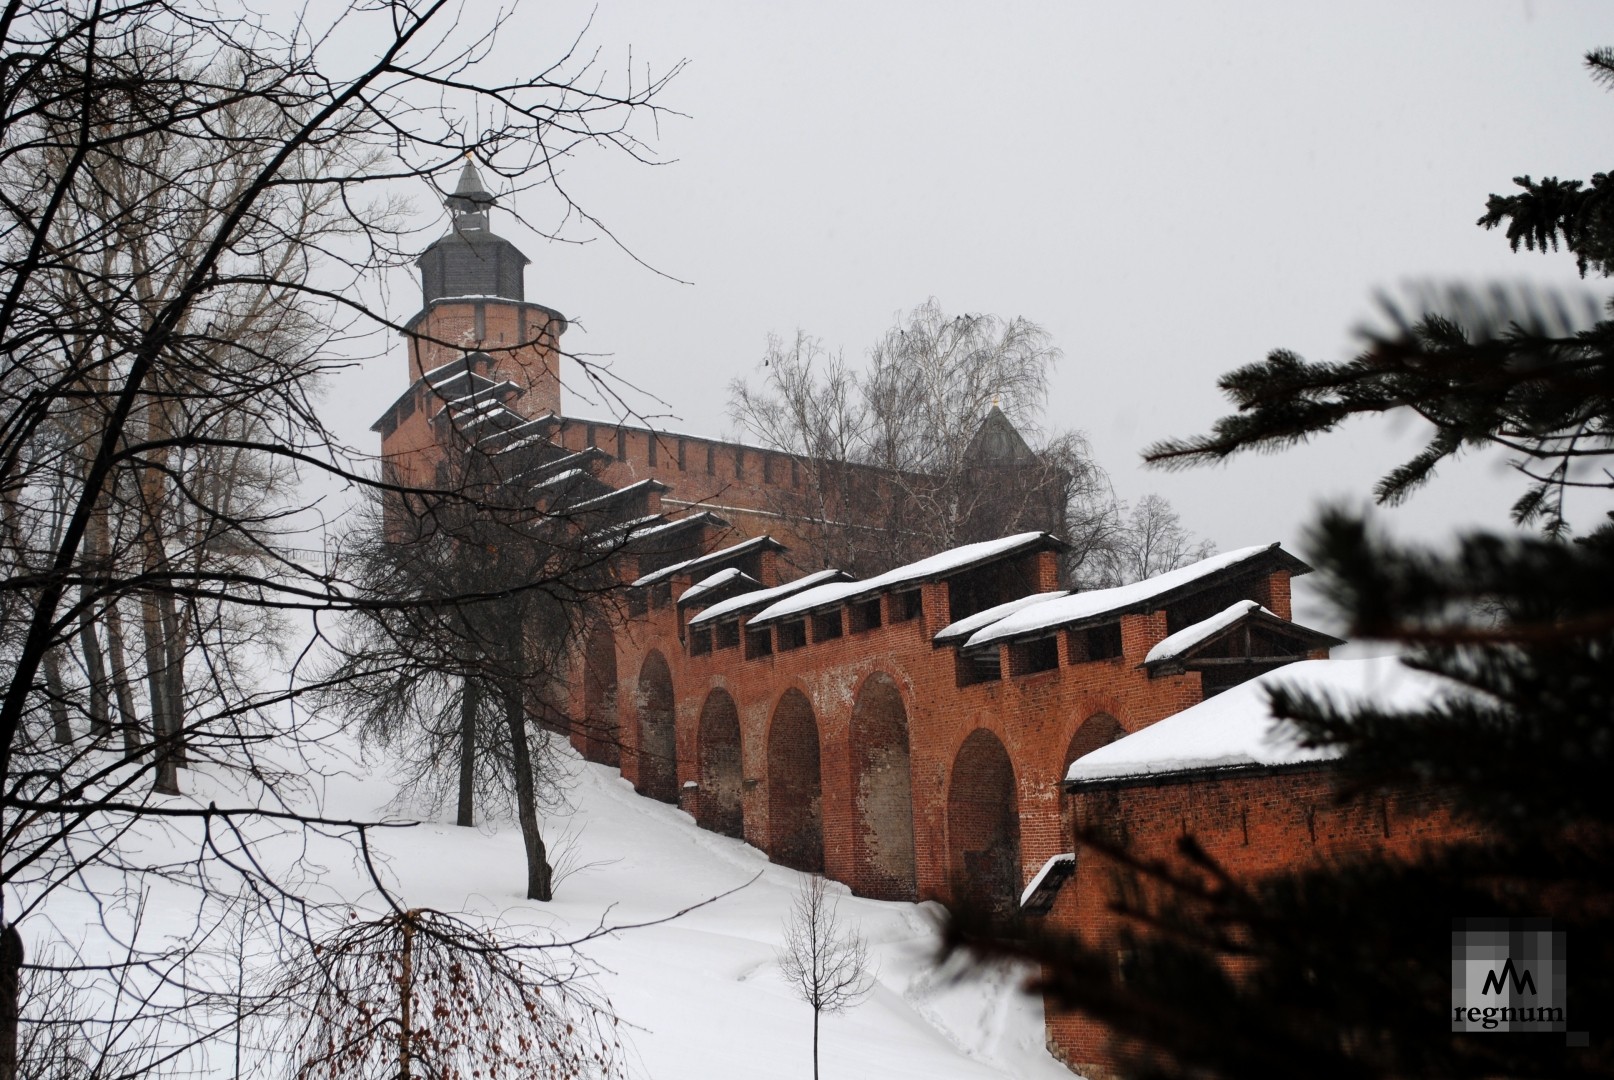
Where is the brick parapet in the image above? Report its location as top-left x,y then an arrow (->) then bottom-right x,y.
1046,766 -> 1473,1076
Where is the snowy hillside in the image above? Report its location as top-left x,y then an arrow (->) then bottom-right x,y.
334,743 -> 1074,1080
32,729 -> 1075,1078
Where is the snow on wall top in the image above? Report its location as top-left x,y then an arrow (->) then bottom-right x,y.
1019,853 -> 1075,909
632,535 -> 778,589
964,544 -> 1280,650
749,532 -> 1055,626
687,568 -> 849,627
1142,600 -> 1273,665
679,567 -> 757,605
1065,656 -> 1456,785
934,591 -> 1071,645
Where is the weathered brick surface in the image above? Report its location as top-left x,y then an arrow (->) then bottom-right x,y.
567,548 -> 1247,910
1044,768 -> 1473,1077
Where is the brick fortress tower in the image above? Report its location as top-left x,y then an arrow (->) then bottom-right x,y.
371,159 -> 570,491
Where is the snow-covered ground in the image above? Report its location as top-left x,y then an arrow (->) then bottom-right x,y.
34,729 -> 1075,1079
347,745 -> 1073,1080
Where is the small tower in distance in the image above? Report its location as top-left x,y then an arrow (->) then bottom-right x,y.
372,159 -> 570,492
405,158 -> 567,414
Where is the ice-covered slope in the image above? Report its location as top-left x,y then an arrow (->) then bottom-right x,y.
314,741 -> 1075,1080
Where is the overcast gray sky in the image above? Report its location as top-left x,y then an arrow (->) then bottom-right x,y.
336,1 -> 1612,618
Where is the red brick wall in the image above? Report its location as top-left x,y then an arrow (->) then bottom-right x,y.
405,298 -> 564,416
566,547 -> 1221,911
1044,768 -> 1471,1077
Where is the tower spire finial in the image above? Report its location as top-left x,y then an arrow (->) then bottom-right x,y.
446,156 -> 495,217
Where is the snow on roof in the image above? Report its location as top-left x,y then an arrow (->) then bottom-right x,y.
749,579 -> 867,625
569,478 -> 663,513
420,357 -> 488,385
590,513 -> 661,542
1143,600 -> 1273,665
750,532 -> 1056,626
433,398 -> 507,428
622,513 -> 718,545
632,535 -> 780,589
688,568 -> 849,627
964,544 -> 1282,651
434,381 -> 520,413
496,433 -> 557,458
678,567 -> 759,605
526,467 -> 587,494
519,446 -> 606,481
1065,656 -> 1458,785
1019,853 -> 1075,911
934,591 -> 1071,646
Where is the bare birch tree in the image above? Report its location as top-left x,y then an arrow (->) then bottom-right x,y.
279,908 -> 624,1080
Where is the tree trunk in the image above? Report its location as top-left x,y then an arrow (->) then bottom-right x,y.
398,914 -> 414,1080
158,593 -> 186,765
812,1006 -> 820,1080
0,923 -> 20,1080
502,677 -> 552,902
79,503 -> 112,739
43,648 -> 72,745
456,676 -> 478,827
104,599 -> 141,754
141,593 -> 180,795
78,593 -> 110,739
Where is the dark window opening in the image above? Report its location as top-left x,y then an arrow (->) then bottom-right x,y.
778,620 -> 807,651
616,428 -> 628,461
946,555 -> 1039,624
627,589 -> 647,617
648,435 -> 658,467
715,621 -> 741,651
848,598 -> 882,634
650,582 -> 672,609
707,444 -> 716,475
1165,575 -> 1264,634
955,649 -> 1002,687
745,627 -> 773,659
891,590 -> 922,623
586,423 -> 597,448
689,627 -> 713,657
734,447 -> 745,479
1009,636 -> 1059,677
811,610 -> 842,643
1069,622 -> 1123,663
677,439 -> 687,470
791,458 -> 801,487
763,454 -> 774,484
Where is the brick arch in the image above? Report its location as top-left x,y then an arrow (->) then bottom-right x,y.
580,625 -> 619,766
696,687 -> 744,839
850,671 -> 917,901
767,688 -> 823,872
1066,712 -> 1125,768
633,650 -> 677,803
948,728 -> 1021,917
1062,712 -> 1125,838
